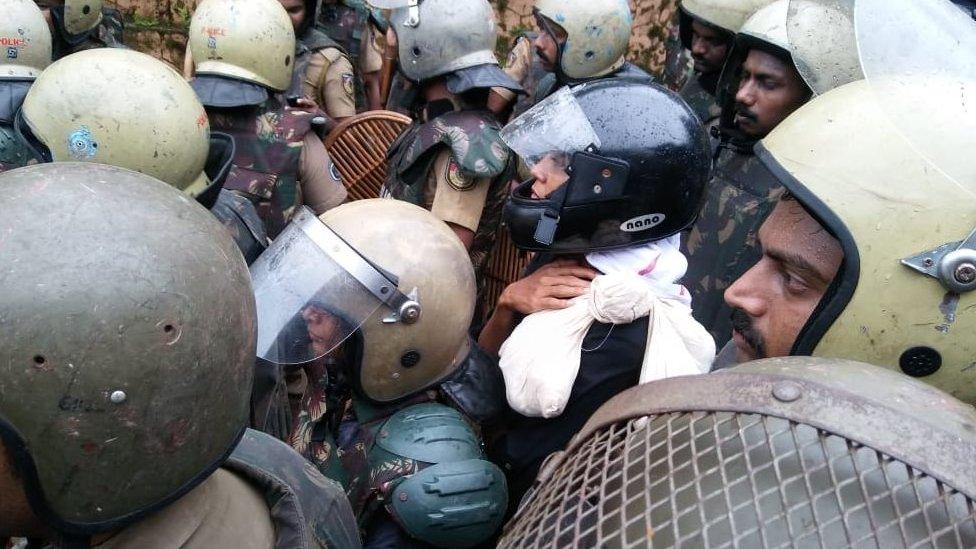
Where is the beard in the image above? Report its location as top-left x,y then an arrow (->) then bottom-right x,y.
730,307 -> 766,359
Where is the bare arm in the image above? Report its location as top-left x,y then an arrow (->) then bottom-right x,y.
478,258 -> 597,356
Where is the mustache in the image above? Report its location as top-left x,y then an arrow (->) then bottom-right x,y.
730,308 -> 766,358
734,104 -> 758,122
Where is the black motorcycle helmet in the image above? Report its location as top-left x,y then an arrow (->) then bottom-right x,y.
501,79 -> 711,253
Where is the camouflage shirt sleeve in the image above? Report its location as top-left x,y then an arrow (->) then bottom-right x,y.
428,149 -> 492,232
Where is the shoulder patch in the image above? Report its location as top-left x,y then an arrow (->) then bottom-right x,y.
341,73 -> 355,96
445,158 -> 474,191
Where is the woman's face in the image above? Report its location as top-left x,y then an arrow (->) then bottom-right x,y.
529,153 -> 571,199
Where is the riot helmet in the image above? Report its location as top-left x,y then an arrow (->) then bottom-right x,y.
15,48 -> 230,209
501,357 -> 976,547
188,0 -> 296,107
1,0 -> 53,80
63,0 -> 104,36
715,0 -> 863,134
500,79 -> 711,253
678,0 -> 776,49
533,0 -> 632,81
0,163 -> 256,538
740,0 -> 976,402
365,0 -> 520,93
251,199 -> 476,402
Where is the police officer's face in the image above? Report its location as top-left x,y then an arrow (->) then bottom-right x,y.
734,49 -> 810,139
279,0 -> 307,31
723,198 -> 843,363
529,153 -> 570,199
690,20 -> 729,74
532,15 -> 566,72
302,306 -> 346,357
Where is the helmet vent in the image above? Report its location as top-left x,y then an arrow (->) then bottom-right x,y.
899,346 -> 942,377
285,55 -> 291,67
82,4 -> 91,14
400,350 -> 421,368
33,355 -> 46,366
411,46 -> 422,58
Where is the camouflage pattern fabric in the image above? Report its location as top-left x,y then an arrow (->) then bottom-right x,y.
679,74 -> 722,129
661,10 -> 694,92
316,1 -> 367,69
208,96 -> 311,239
682,146 -> 784,349
507,33 -> 552,120
384,110 -> 513,279
0,123 -> 32,173
51,7 -> 126,60
226,429 -> 363,549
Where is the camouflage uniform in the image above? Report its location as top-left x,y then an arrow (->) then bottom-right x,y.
50,6 -> 125,60
0,123 -> 32,173
316,0 -> 370,110
291,28 -> 358,119
682,143 -> 784,348
208,96 -> 313,239
662,9 -> 694,92
679,73 -> 722,128
383,110 -> 513,281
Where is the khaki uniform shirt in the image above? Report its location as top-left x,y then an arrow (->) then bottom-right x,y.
424,149 -> 493,233
302,48 -> 357,119
300,132 -> 348,214
360,23 -> 384,75
93,469 -> 275,549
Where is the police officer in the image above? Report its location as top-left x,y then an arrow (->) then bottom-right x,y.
491,0 -> 651,118
478,80 -> 711,507
250,199 -> 508,547
676,0 -> 775,127
498,356 -> 976,547
13,48 -> 269,264
0,0 -> 51,173
187,0 -> 347,239
722,0 -> 976,404
371,0 -> 522,285
282,0 -> 358,121
682,0 -> 862,350
0,163 -> 360,548
42,0 -> 125,60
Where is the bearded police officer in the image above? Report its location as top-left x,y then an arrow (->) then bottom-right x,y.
677,0 -> 775,127
499,356 -> 976,547
12,48 -> 269,264
41,0 -> 125,60
682,0 -> 863,350
371,0 -> 522,286
0,0 -> 51,173
282,0 -> 358,121
478,81 -> 711,508
188,0 -> 346,239
250,200 -> 508,547
0,163 -> 360,549
722,0 -> 976,404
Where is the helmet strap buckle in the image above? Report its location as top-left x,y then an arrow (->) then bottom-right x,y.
534,209 -> 560,246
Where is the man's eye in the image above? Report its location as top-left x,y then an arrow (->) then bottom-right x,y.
782,270 -> 809,293
759,79 -> 779,91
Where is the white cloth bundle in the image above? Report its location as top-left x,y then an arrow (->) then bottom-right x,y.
498,236 -> 715,418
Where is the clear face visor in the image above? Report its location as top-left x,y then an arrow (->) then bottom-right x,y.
250,207 -> 421,365
500,86 -> 601,170
854,0 -> 976,199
